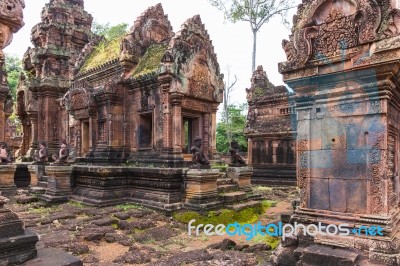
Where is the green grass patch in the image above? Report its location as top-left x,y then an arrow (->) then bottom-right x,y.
132,44 -> 167,78
261,200 -> 278,209
173,204 -> 266,226
27,205 -> 59,215
252,234 -> 280,249
116,203 -> 146,211
211,164 -> 228,172
254,186 -> 273,192
80,37 -> 122,73
67,201 -> 85,208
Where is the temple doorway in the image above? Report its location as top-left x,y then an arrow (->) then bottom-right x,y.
182,114 -> 202,154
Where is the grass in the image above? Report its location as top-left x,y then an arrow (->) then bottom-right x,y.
261,200 -> 278,209
254,186 -> 273,192
132,44 -> 167,78
173,204 -> 267,227
80,37 -> 122,73
252,234 -> 280,249
67,201 -> 85,208
116,203 -> 147,211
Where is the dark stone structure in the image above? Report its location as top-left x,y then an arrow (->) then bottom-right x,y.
272,0 -> 400,264
245,65 -> 296,185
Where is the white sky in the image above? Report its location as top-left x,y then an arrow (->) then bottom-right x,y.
4,0 -> 299,113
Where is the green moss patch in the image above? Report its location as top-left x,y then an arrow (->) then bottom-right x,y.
80,37 -> 121,73
132,44 -> 167,78
173,204 -> 267,226
252,234 -> 280,249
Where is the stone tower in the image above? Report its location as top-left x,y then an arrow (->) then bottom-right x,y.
273,0 -> 400,264
17,0 -> 93,157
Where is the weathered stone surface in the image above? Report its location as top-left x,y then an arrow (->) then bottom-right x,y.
22,247 -> 83,266
245,66 -> 296,186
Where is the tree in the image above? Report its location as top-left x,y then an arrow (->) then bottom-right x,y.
222,66 -> 237,144
209,0 -> 295,73
92,21 -> 129,40
4,54 -> 22,100
216,103 -> 248,154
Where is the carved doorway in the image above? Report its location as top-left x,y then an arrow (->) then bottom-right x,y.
182,113 -> 202,154
81,120 -> 89,156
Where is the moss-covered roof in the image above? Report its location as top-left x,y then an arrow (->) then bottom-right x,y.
80,37 -> 121,73
132,44 -> 167,78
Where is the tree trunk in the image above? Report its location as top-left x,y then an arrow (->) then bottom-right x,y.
252,29 -> 257,73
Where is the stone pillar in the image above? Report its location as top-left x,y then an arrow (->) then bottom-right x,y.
227,166 -> 253,192
39,165 -> 73,203
171,92 -> 183,153
210,105 -> 218,158
0,164 -> 17,196
247,138 -> 253,165
184,169 -> 221,210
26,112 -> 38,158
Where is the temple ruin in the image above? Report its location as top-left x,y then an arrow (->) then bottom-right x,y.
272,0 -> 400,264
245,65 -> 296,186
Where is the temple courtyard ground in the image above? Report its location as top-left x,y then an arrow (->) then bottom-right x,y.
7,186 -> 297,266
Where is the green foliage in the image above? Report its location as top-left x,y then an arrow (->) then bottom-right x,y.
4,54 -> 22,100
173,204 -> 267,226
80,23 -> 128,73
261,200 -> 277,209
132,44 -> 167,78
252,234 -> 280,249
92,22 -> 128,41
216,103 -> 248,153
117,203 -> 147,211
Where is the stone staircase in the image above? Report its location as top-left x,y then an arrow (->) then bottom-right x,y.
216,177 -> 261,211
29,175 -> 47,195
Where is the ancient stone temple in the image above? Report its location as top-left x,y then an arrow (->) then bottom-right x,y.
272,0 -> 400,265
63,3 -> 223,165
16,0 -> 93,158
245,65 -> 296,186
15,1 -> 230,210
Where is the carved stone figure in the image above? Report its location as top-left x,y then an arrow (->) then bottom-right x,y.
33,141 -> 48,163
190,137 -> 209,166
229,141 -> 246,165
0,142 -> 11,163
52,139 -> 69,164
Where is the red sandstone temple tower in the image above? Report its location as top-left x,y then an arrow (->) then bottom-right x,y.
245,65 -> 296,186
64,4 -> 223,165
272,0 -> 400,264
16,0 -> 93,158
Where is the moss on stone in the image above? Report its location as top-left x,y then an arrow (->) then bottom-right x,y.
80,37 -> 122,73
173,204 -> 266,226
132,44 -> 167,78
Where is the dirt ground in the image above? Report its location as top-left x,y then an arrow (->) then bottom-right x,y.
8,185 -> 298,266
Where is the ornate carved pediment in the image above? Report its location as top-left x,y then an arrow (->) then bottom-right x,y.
280,0 -> 382,72
120,3 -> 173,61
164,15 -> 223,103
63,87 -> 94,112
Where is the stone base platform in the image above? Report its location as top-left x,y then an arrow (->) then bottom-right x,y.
0,164 -> 18,196
70,166 -> 184,211
184,169 -> 222,211
38,166 -> 73,203
0,229 -> 38,265
226,166 -> 253,192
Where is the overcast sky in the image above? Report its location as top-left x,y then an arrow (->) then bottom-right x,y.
4,0 -> 299,109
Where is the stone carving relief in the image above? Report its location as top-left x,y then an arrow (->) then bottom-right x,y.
298,139 -> 309,208
280,0 -> 381,71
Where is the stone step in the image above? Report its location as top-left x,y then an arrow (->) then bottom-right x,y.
22,247 -> 83,266
37,181 -> 48,188
29,186 -> 46,194
217,184 -> 239,193
300,244 -> 361,266
247,193 -> 263,201
217,178 -> 236,186
226,200 -> 261,211
219,191 -> 246,204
